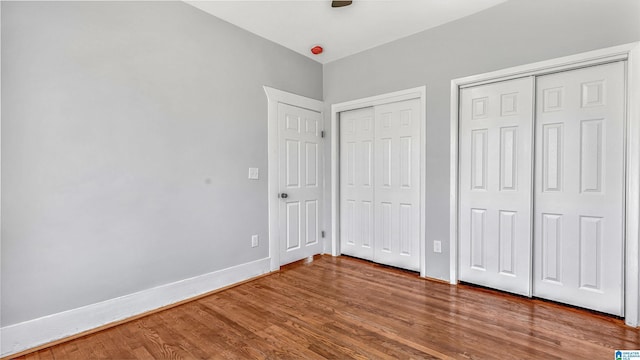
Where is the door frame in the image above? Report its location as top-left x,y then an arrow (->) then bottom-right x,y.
264,86 -> 324,272
330,86 -> 427,277
449,42 -> 640,327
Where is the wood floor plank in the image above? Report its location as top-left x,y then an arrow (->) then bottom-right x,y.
131,346 -> 155,360
10,255 -> 640,360
254,324 -> 327,360
230,286 -> 405,359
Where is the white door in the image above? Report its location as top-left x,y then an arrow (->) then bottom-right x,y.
458,77 -> 535,296
533,62 -> 625,316
373,99 -> 421,271
278,103 -> 323,265
340,107 -> 375,261
339,99 -> 422,271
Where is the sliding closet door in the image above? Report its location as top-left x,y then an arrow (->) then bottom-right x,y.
340,107 -> 375,261
459,77 -> 534,296
373,99 -> 421,271
340,99 -> 421,271
533,62 -> 625,316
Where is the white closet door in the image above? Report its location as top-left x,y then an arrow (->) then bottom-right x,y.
533,62 -> 625,316
373,99 -> 421,271
459,77 -> 534,296
340,107 -> 375,261
278,103 -> 323,265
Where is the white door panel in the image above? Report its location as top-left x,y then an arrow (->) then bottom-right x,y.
533,62 -> 625,316
340,107 -> 375,261
459,77 -> 535,296
279,103 -> 323,265
373,99 -> 421,271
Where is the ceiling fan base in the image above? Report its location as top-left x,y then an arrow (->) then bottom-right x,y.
331,1 -> 353,8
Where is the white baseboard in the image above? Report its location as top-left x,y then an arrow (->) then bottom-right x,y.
0,257 -> 272,358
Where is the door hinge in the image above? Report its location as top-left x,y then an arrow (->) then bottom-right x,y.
321,130 -> 325,138
321,230 -> 325,238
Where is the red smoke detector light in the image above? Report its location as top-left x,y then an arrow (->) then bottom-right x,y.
311,46 -> 323,55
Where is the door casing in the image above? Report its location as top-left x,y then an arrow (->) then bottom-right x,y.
264,86 -> 324,272
449,42 -> 640,327
331,86 -> 427,277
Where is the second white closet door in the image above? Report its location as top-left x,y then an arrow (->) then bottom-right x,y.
340,99 -> 421,271
533,61 -> 625,316
374,99 -> 421,271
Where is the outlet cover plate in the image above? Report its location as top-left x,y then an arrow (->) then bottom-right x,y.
248,167 -> 259,180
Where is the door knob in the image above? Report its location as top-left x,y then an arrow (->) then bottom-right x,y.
279,193 -> 288,199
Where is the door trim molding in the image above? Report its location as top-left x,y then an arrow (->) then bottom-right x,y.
449,42 -> 640,327
330,86 -> 427,277
264,86 -> 324,272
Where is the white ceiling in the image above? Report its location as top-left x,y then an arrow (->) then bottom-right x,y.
186,0 -> 509,64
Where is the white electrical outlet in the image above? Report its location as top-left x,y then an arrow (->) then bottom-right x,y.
248,168 -> 259,180
251,235 -> 259,248
433,240 -> 442,253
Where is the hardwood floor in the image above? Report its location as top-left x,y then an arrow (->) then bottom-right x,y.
13,255 -> 640,359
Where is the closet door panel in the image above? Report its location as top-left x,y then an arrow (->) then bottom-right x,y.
533,61 -> 625,316
459,77 -> 534,296
340,107 -> 375,261
373,99 -> 421,271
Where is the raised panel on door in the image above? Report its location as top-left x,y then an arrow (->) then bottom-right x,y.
459,77 -> 534,296
279,103 -> 323,265
373,99 -> 421,271
533,61 -> 625,316
340,107 -> 375,261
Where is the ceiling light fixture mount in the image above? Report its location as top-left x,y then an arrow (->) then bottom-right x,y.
331,1 -> 352,8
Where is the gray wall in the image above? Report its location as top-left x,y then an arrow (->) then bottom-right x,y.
1,1 -> 322,326
323,0 -> 640,280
